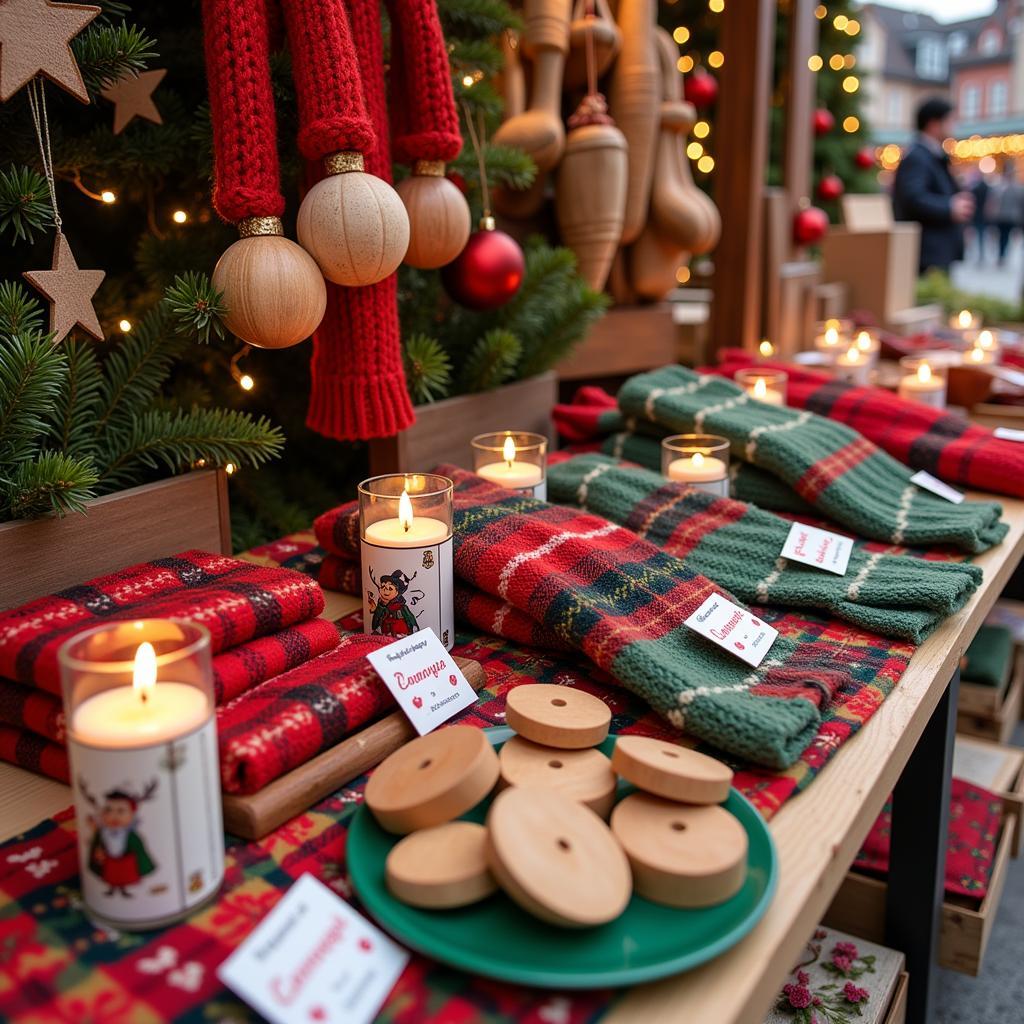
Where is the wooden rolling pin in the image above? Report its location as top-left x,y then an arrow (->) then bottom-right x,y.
222,655 -> 487,840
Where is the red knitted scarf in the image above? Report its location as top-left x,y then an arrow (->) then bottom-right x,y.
202,0 -> 461,440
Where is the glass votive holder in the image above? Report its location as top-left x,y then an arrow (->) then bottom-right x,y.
661,434 -> 730,497
852,328 -> 881,365
471,431 -> 547,500
965,328 -> 1001,359
834,344 -> 872,386
813,324 -> 846,363
59,619 -> 222,930
964,345 -> 997,366
897,356 -> 947,409
358,473 -> 455,650
736,367 -> 787,406
950,309 -> 981,333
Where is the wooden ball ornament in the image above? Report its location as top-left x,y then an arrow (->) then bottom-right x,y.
296,151 -> 410,286
611,735 -> 733,804
211,219 -> 327,350
396,161 -> 471,269
505,684 -> 611,748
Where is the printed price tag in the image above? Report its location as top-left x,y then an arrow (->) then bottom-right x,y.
994,427 -> 1024,443
684,593 -> 778,668
910,470 -> 965,504
366,627 -> 477,735
780,521 -> 853,576
218,874 -> 409,1024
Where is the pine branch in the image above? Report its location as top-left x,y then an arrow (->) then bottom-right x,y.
403,334 -> 452,404
0,330 -> 64,466
0,165 -> 54,244
163,271 -> 227,344
449,39 -> 504,76
74,23 -> 158,94
459,328 -> 522,392
3,451 -> 99,520
50,339 -> 104,460
99,407 -> 285,490
439,0 -> 521,38
451,142 -> 535,193
0,281 -> 46,336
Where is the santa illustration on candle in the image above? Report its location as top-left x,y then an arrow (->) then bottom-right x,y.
368,568 -> 425,637
79,777 -> 158,896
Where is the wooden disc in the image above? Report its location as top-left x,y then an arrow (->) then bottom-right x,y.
365,726 -> 500,834
611,792 -> 747,908
611,735 -> 732,804
505,685 -> 611,749
386,821 -> 497,909
486,786 -> 631,928
498,735 -> 618,818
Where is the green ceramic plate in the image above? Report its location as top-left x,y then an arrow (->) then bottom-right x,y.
348,727 -> 777,989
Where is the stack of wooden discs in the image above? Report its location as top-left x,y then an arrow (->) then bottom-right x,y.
365,685 -> 748,927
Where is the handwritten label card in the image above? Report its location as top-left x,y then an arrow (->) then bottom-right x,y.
780,522 -> 853,576
684,594 -> 778,668
218,873 -> 409,1024
366,627 -> 477,735
910,470 -> 964,504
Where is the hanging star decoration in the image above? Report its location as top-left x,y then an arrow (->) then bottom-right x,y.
100,68 -> 166,134
24,232 -> 105,341
0,0 -> 100,103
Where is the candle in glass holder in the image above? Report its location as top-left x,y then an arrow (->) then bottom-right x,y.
359,474 -> 455,649
472,431 -> 547,499
853,329 -> 880,364
965,344 -> 996,366
661,435 -> 730,497
835,344 -> 872,385
950,308 -> 981,333
814,325 -> 844,362
897,358 -> 946,408
60,619 -> 223,930
737,367 -> 787,406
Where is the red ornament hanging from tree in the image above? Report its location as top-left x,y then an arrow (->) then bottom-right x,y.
817,174 -> 844,202
793,204 -> 829,245
855,146 -> 876,170
812,108 -> 834,136
442,217 -> 525,309
684,68 -> 718,109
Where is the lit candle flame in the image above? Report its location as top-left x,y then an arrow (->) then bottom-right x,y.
856,330 -> 872,352
398,488 -> 414,532
917,362 -> 933,384
691,451 -> 705,469
759,339 -> 774,358
978,329 -> 995,350
825,318 -> 840,331
753,377 -> 768,399
824,327 -> 839,346
133,641 -> 156,704
968,346 -> 984,363
845,345 -> 860,362
957,309 -> 972,330
502,435 -> 517,467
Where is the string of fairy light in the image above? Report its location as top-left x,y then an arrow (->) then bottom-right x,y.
809,5 -> 862,133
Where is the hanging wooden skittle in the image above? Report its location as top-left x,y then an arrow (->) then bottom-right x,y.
100,68 -> 166,134
564,0 -> 620,90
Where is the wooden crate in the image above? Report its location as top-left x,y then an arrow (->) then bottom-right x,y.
368,372 -> 557,476
954,735 -> 1024,856
958,645 -> 1021,718
0,470 -> 231,610
956,653 -> 1024,744
557,304 -> 677,381
823,813 -> 1017,976
886,972 -> 908,1024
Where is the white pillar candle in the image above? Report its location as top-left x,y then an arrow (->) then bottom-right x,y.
746,376 -> 785,406
835,345 -> 872,386
814,325 -> 844,361
854,329 -> 880,364
898,361 -> 946,408
666,451 -> 729,497
476,436 -> 545,492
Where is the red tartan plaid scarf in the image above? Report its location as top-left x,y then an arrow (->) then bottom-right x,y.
708,350 -> 1024,501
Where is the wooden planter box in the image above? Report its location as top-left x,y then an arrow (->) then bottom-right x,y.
368,372 -> 557,476
557,303 -> 678,382
0,470 -> 231,610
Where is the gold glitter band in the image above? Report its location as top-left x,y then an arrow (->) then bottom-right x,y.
237,216 -> 283,237
413,160 -> 446,177
478,215 -> 496,231
324,151 -> 365,174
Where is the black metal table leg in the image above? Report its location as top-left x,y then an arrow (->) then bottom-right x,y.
884,668 -> 960,1024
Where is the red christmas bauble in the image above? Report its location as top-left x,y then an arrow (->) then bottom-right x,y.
441,222 -> 525,310
793,205 -> 829,245
684,69 -> 718,109
855,146 -> 876,170
817,174 -> 844,201
812,108 -> 835,136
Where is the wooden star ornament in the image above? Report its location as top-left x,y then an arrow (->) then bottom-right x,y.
101,68 -> 166,134
23,233 -> 105,341
0,0 -> 100,103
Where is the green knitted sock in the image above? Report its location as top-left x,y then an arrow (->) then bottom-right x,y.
549,454 -> 981,643
618,366 -> 1008,553
601,431 -> 815,515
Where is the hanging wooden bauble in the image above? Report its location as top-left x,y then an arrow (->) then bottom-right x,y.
564,0 -> 622,90
296,152 -> 410,286
211,219 -> 327,349
396,161 -> 471,269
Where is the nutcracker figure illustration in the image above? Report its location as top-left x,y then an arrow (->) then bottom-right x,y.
368,569 -> 425,638
79,778 -> 158,896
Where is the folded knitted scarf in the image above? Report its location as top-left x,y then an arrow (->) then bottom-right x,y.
619,366 -> 1007,553
0,550 -> 325,696
316,467 -> 859,769
709,350 -> 1024,501
548,455 -> 980,643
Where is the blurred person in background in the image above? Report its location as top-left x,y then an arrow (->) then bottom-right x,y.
893,97 -> 974,274
968,166 -> 991,262
985,161 -> 1023,266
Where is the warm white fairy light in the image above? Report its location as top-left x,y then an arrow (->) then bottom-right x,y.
100,190 -> 116,204
172,209 -> 188,224
118,318 -> 132,332
239,373 -> 254,391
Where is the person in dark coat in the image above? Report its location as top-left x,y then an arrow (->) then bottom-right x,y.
892,97 -> 974,274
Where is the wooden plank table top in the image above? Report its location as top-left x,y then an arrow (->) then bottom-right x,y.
2,496 -> 1023,1024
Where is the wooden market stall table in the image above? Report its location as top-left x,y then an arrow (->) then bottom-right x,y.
2,494 -> 1024,1024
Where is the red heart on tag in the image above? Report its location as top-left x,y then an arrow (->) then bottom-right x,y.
412,696 -> 423,708
310,1007 -> 327,1021
449,674 -> 458,686
750,618 -> 761,627
735,641 -> 746,651
358,937 -> 373,952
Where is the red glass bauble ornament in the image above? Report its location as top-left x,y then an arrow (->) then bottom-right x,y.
855,146 -> 876,170
441,219 -> 525,310
817,174 -> 844,201
812,108 -> 835,136
793,205 -> 829,245
684,69 -> 718,109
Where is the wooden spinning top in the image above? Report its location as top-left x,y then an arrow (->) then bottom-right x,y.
505,684 -> 611,748
365,726 -> 500,834
611,792 -> 747,908
611,735 -> 732,804
486,786 -> 632,927
498,735 -> 618,817
386,821 -> 497,909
